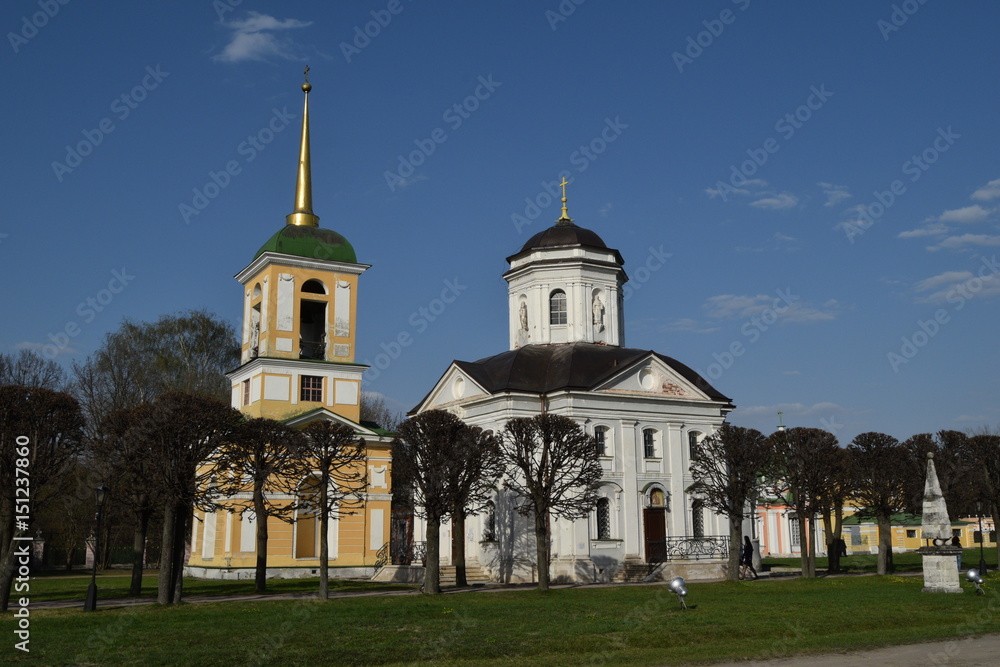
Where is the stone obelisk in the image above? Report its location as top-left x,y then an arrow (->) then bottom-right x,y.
918,452 -> 962,593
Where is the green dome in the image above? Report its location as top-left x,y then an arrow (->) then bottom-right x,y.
255,225 -> 357,264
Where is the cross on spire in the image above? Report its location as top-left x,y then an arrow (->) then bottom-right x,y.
557,177 -> 573,223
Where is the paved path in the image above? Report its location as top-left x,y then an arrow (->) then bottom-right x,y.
711,634 -> 1000,666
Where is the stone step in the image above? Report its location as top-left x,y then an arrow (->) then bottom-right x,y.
438,565 -> 492,585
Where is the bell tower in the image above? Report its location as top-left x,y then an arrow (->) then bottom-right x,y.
228,70 -> 369,424
503,179 -> 628,349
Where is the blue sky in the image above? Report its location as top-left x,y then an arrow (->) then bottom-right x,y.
3,1 -> 999,443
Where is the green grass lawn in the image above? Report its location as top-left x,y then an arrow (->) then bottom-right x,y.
6,574 -> 999,665
23,573 -> 414,603
763,547 -> 998,574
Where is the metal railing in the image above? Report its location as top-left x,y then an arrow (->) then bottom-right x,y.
650,535 -> 730,562
375,539 -> 427,570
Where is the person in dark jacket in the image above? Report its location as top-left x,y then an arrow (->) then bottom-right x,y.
740,535 -> 759,580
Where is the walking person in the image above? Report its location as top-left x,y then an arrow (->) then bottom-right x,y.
740,535 -> 759,580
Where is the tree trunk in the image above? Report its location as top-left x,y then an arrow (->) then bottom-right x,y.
822,510 -> 838,574
728,517 -> 742,581
157,502 -> 175,604
453,512 -> 467,587
424,515 -> 441,594
534,509 -> 550,591
0,506 -> 18,612
130,504 -> 149,596
798,512 -> 811,577
319,480 -> 329,599
170,505 -> 187,604
254,492 -> 269,594
877,514 -> 893,575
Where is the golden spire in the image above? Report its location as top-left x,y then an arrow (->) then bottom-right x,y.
286,66 -> 320,227
557,177 -> 573,223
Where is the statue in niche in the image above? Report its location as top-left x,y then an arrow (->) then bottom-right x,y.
249,311 -> 260,359
516,301 -> 529,347
592,294 -> 605,332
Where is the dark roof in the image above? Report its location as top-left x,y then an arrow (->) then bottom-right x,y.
508,219 -> 620,262
415,343 -> 731,410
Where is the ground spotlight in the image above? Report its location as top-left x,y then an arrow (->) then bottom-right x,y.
966,568 -> 985,596
669,576 -> 688,610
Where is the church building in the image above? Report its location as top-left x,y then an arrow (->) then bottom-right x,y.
408,187 -> 736,583
186,74 -> 393,580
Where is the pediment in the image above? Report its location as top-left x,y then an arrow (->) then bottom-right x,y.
593,355 -> 711,400
414,364 -> 489,413
283,408 -> 382,437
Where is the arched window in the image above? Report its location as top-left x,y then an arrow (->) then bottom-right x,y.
549,290 -> 567,325
643,428 -> 657,458
688,431 -> 702,459
594,426 -> 609,457
691,499 -> 705,538
302,279 -> 326,294
596,498 -> 611,539
483,501 -> 496,542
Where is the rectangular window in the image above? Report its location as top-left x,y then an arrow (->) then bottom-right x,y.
549,291 -> 567,325
974,530 -> 983,544
595,427 -> 607,457
906,529 -> 916,539
688,431 -> 699,459
691,500 -> 704,538
789,517 -> 801,547
242,379 -> 250,406
300,375 -> 323,402
597,498 -> 611,539
643,429 -> 656,458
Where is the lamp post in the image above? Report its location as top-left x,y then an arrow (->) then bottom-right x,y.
977,501 -> 988,576
83,484 -> 109,612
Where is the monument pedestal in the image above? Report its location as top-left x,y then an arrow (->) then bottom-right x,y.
918,546 -> 962,593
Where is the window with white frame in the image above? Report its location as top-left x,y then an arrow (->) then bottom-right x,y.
789,516 -> 801,547
594,426 -> 609,457
596,498 -> 611,539
691,499 -> 705,538
549,290 -> 567,325
643,428 -> 657,458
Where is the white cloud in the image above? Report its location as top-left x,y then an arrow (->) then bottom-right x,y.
702,294 -> 837,322
915,271 -> 973,293
898,223 -> 948,239
215,12 -> 312,63
749,193 -> 798,210
14,341 -> 78,357
928,234 -> 1000,251
598,202 -> 613,216
939,204 -> 992,224
971,178 -> 1000,201
818,182 -> 851,207
705,186 -> 749,199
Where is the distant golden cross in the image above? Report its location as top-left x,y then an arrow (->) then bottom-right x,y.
559,177 -> 569,200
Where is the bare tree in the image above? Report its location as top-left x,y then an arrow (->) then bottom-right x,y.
138,392 -> 242,604
393,410 -> 471,594
848,432 -> 908,575
298,421 -> 368,598
0,386 -> 85,610
445,426 -> 502,587
215,418 -> 307,594
501,414 -> 602,592
902,431 -> 975,518
688,424 -> 772,581
967,429 -> 1000,567
360,392 -> 403,433
814,446 -> 853,573
0,350 -> 65,390
768,427 -> 839,577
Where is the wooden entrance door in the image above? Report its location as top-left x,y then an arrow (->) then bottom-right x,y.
644,508 -> 667,562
